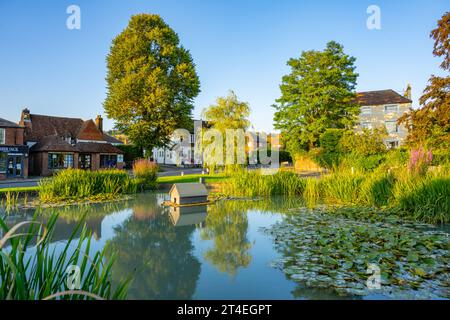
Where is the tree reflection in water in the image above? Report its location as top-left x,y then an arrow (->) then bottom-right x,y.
200,201 -> 252,277
107,194 -> 201,300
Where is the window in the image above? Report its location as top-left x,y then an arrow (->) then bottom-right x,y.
361,106 -> 371,115
361,122 -> 372,130
384,105 -> 399,113
385,120 -> 398,133
48,153 -> 74,169
0,152 -> 6,173
100,154 -> 117,168
0,129 -> 5,145
79,154 -> 91,170
386,140 -> 399,149
117,154 -> 124,163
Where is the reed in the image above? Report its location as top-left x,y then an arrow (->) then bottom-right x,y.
38,169 -> 137,203
393,170 -> 450,224
0,214 -> 132,300
223,166 -> 450,224
224,169 -> 306,197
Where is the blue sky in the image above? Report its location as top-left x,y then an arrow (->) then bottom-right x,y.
0,0 -> 448,132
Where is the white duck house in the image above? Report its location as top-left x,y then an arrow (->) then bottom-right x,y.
169,183 -> 208,205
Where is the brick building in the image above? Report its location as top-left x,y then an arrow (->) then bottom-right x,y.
19,109 -> 124,176
0,117 -> 29,180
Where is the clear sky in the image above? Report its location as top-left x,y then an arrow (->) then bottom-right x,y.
0,0 -> 448,132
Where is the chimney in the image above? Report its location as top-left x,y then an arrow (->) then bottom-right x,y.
95,115 -> 103,133
21,108 -> 31,123
404,84 -> 412,100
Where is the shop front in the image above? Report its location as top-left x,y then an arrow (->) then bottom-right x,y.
0,145 -> 29,180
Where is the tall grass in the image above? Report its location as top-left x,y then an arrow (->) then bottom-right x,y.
132,159 -> 158,191
393,169 -> 450,224
224,167 -> 450,224
38,169 -> 137,203
0,214 -> 132,300
223,169 -> 306,197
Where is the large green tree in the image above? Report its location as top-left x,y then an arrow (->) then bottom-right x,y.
398,12 -> 450,151
273,41 -> 359,155
104,14 -> 201,150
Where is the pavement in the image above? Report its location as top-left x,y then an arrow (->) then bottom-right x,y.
0,177 -> 42,189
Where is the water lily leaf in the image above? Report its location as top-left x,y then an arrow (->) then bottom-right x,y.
407,252 -> 419,262
414,268 -> 427,277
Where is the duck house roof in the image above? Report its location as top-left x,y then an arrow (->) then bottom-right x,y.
170,183 -> 208,197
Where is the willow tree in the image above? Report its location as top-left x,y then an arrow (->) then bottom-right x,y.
273,41 -> 359,155
104,14 -> 200,151
201,91 -> 250,169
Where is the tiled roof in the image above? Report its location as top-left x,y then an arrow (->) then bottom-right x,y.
76,142 -> 123,154
0,117 -> 21,128
102,133 -> 123,145
356,90 -> 412,106
30,135 -> 76,152
25,114 -> 84,141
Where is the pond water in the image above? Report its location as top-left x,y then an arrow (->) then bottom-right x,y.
1,193 -> 448,300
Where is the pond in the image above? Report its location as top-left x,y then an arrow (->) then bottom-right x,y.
1,193 -> 449,300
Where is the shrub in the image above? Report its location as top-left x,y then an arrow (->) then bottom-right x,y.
340,128 -> 387,156
132,159 -> 158,190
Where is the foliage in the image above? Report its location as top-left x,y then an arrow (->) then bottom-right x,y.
398,12 -> 450,151
248,149 -> 292,165
0,214 -> 131,300
104,14 -> 201,151
202,90 -> 251,133
116,145 -> 143,166
132,159 -> 158,190
38,169 -> 137,203
339,127 -> 388,157
201,91 -> 250,169
273,41 -> 359,154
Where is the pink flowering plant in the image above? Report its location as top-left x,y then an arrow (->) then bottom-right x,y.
408,146 -> 433,175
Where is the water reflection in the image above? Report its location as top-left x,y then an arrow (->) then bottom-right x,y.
107,194 -> 201,299
168,205 -> 207,228
201,201 -> 252,277
1,194 -> 359,299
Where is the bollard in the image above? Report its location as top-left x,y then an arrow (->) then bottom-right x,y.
199,177 -> 205,184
